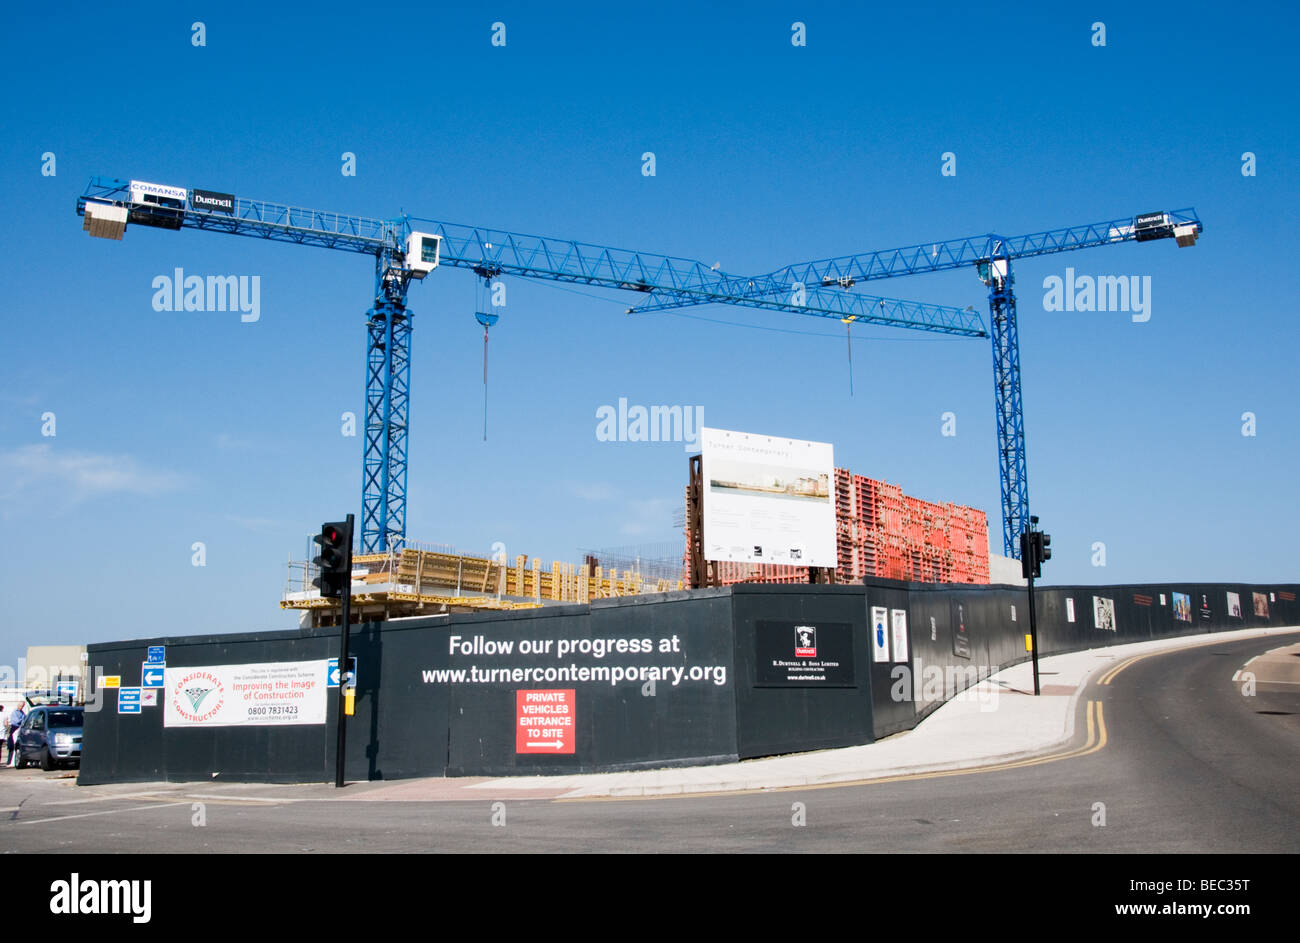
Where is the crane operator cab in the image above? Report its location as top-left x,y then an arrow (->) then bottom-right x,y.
406,231 -> 441,278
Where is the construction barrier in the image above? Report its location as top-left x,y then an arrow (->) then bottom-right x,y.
79,579 -> 1299,784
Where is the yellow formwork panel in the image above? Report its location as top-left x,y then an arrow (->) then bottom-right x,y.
289,544 -> 677,616
281,590 -> 542,612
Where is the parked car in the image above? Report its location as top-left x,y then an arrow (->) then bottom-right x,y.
14,706 -> 84,770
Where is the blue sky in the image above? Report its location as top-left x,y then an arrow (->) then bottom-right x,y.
1,1 -> 1297,663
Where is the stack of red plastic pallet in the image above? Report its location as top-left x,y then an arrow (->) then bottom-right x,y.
692,468 -> 990,585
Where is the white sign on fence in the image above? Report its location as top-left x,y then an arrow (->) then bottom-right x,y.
163,660 -> 329,728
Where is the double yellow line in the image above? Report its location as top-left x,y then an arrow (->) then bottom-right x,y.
1098,655 -> 1145,685
806,699 -> 1109,790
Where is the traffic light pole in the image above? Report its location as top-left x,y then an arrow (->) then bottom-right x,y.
1020,516 -> 1049,697
334,513 -> 354,788
1027,569 -> 1041,696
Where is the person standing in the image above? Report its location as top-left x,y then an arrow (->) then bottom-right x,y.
6,704 -> 25,767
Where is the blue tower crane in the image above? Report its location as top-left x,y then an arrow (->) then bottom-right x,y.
631,209 -> 1204,557
77,175 -> 986,553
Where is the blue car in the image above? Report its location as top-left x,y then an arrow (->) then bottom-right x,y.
14,706 -> 84,770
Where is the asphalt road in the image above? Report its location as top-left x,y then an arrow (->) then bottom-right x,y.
2,631 -> 1297,853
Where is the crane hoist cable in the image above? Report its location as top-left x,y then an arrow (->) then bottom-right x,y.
842,314 -> 857,396
474,273 -> 500,441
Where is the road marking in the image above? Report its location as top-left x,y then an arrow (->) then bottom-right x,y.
1099,656 -> 1142,685
9,801 -> 189,826
562,701 -> 1107,802
46,790 -> 188,806
1098,632 -> 1300,686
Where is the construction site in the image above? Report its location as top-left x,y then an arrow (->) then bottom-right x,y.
281,461 -> 994,627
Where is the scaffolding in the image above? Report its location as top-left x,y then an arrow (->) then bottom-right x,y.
576,542 -> 687,585
283,543 -> 684,627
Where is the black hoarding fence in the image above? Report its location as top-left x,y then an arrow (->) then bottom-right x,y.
80,579 -> 1299,784
82,590 -> 738,784
440,592 -> 737,776
731,584 -> 880,759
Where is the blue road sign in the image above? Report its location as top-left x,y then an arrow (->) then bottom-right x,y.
142,664 -> 165,688
56,681 -> 79,698
118,687 -> 142,714
327,656 -> 358,688
147,646 -> 165,665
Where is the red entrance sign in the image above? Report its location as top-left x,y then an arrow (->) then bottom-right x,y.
515,689 -> 576,754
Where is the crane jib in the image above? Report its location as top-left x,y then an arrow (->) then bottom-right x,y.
78,173 -> 1172,557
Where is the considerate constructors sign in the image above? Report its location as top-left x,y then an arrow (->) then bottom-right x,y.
164,660 -> 329,727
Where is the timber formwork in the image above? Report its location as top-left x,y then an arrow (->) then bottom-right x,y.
685,462 -> 991,587
284,547 -> 683,627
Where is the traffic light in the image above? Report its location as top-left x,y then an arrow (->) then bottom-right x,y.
312,520 -> 352,599
1020,525 -> 1052,579
1035,531 -> 1052,571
